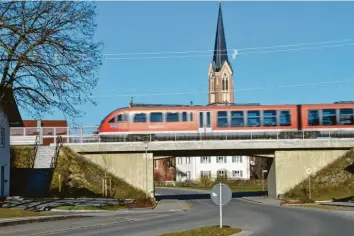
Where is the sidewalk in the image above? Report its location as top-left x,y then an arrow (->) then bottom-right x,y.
240,196 -> 282,206
319,201 -> 354,207
0,214 -> 85,227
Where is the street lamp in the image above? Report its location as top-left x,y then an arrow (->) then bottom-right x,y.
144,141 -> 148,198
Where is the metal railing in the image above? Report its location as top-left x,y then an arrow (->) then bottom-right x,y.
31,136 -> 40,168
9,126 -> 354,144
50,136 -> 63,168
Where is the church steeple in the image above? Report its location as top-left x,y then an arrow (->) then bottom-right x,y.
208,2 -> 234,105
212,2 -> 232,73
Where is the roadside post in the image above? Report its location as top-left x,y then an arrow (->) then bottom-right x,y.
262,170 -> 268,191
306,168 -> 312,200
210,183 -> 232,228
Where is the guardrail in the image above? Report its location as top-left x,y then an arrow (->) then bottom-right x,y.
9,126 -> 354,144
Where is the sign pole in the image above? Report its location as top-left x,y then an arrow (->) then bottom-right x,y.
219,183 -> 222,228
308,174 -> 311,201
306,168 -> 312,201
210,183 -> 232,229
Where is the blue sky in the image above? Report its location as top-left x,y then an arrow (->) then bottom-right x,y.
20,1 -> 354,126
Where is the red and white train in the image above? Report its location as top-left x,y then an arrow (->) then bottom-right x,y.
97,102 -> 354,141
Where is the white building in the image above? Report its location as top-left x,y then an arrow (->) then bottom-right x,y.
0,108 -> 10,197
176,155 -> 251,182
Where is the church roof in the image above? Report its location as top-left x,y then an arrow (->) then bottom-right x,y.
212,3 -> 233,73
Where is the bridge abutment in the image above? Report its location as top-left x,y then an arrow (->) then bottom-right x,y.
268,149 -> 349,199
81,152 -> 154,199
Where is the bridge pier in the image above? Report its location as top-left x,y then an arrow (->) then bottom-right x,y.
81,152 -> 154,199
268,149 -> 349,199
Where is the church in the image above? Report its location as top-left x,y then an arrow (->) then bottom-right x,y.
154,3 -> 260,183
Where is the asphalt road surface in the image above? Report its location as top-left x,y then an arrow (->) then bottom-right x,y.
1,188 -> 354,236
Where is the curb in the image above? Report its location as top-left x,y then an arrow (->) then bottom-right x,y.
0,215 -> 87,227
319,203 -> 354,208
233,230 -> 253,236
240,198 -> 263,204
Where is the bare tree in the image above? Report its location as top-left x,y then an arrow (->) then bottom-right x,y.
252,157 -> 271,180
0,1 -> 103,121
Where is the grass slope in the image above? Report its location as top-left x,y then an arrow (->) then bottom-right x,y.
0,208 -> 50,219
159,226 -> 242,236
284,149 -> 354,201
11,146 -> 153,207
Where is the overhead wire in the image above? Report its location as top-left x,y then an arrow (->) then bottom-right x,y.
89,79 -> 354,98
102,38 -> 354,60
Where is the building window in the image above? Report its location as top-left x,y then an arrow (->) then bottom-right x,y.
217,111 -> 228,127
217,170 -> 226,178
222,73 -> 228,91
217,156 -> 226,163
210,75 -> 215,92
186,157 -> 191,164
150,112 -> 163,122
186,171 -> 191,180
232,156 -> 242,163
263,110 -> 277,126
200,156 -> 211,163
0,128 -> 4,148
154,160 -> 158,169
177,157 -> 182,165
201,171 -> 211,177
233,170 -> 243,178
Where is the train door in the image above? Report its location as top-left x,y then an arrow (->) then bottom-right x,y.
198,111 -> 212,133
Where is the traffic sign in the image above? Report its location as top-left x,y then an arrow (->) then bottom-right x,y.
306,168 -> 312,175
210,183 -> 232,229
210,183 -> 232,206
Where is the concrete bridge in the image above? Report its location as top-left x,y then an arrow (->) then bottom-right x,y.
10,126 -> 354,199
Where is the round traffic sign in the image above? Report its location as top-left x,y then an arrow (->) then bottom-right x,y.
210,183 -> 232,206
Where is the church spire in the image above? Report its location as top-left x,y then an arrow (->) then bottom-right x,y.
212,2 -> 232,73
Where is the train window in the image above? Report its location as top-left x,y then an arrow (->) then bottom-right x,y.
308,110 -> 320,126
322,109 -> 337,126
182,112 -> 188,122
230,111 -> 243,127
190,112 -> 193,121
166,112 -> 179,122
339,109 -> 354,125
150,112 -> 163,122
217,111 -> 228,127
108,117 -> 115,123
117,114 -> 123,122
199,112 -> 203,127
133,113 -> 146,122
263,110 -> 277,127
247,111 -> 260,127
280,111 -> 291,126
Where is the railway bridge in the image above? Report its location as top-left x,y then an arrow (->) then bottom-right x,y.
10,126 -> 354,199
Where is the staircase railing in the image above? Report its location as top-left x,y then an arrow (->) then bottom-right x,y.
50,136 -> 63,169
31,136 -> 40,168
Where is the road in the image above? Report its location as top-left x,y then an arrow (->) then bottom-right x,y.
1,188 -> 354,236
